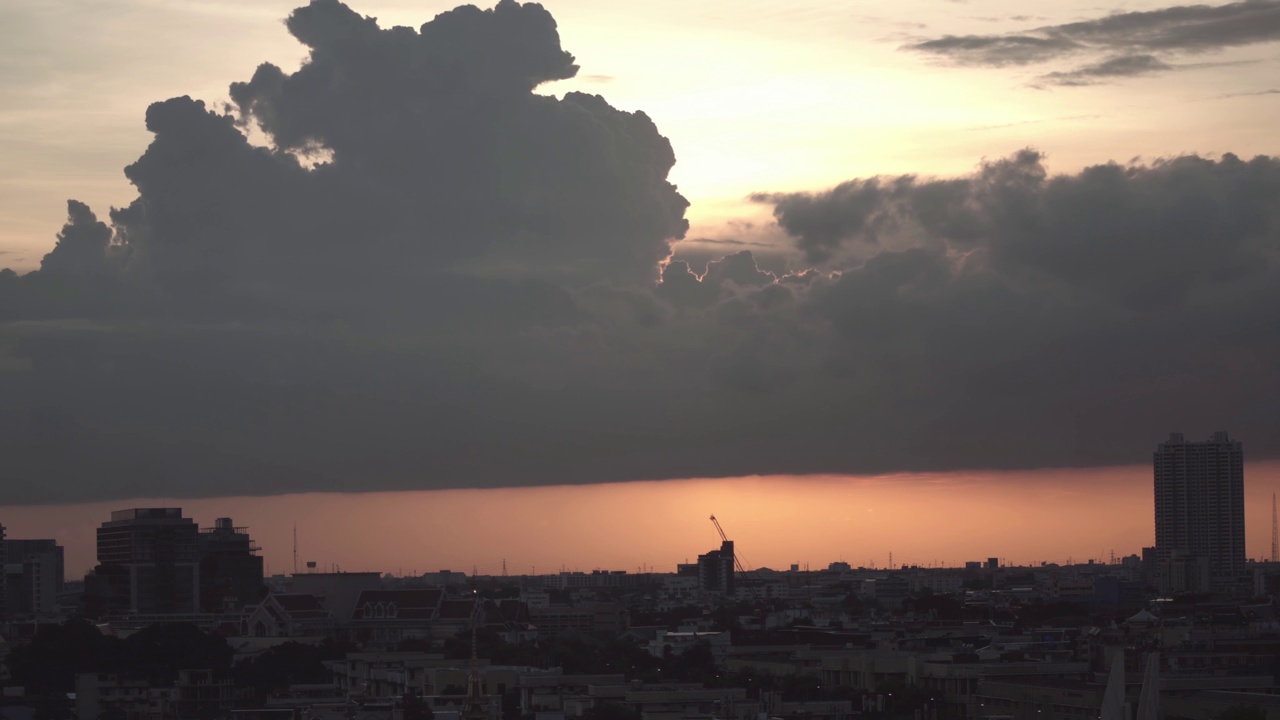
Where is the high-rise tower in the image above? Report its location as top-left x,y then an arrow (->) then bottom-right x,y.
1153,432 -> 1245,590
95,508 -> 201,614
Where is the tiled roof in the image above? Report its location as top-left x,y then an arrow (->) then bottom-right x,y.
271,593 -> 332,619
437,599 -> 478,620
351,589 -> 444,620
490,599 -> 530,623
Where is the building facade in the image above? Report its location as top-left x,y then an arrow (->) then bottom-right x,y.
0,523 -> 6,617
95,508 -> 202,614
1154,432 -> 1246,590
3,538 -> 64,617
198,517 -> 264,613
698,541 -> 735,596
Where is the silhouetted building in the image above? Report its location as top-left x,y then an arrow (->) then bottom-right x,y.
1154,432 -> 1246,591
93,508 -> 201,614
3,538 -> 64,617
198,517 -> 264,613
1141,546 -> 1157,583
0,523 -> 6,617
698,540 -> 735,595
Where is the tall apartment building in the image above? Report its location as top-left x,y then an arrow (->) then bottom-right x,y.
1153,432 -> 1246,591
3,538 -> 65,617
86,509 -> 266,617
96,508 -> 202,614
0,523 -> 6,617
698,540 -> 735,595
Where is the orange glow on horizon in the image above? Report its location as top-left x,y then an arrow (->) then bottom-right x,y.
5,462 -> 1279,581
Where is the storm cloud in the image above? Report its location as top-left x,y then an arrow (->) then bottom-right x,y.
906,0 -> 1280,84
2,0 -> 1280,503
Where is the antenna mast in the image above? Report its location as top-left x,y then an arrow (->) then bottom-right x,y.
293,523 -> 298,575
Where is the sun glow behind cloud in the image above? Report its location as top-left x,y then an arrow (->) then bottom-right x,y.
4,0 -> 1280,269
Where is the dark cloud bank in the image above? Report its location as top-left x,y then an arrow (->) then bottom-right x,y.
907,0 -> 1280,85
3,0 -> 1280,503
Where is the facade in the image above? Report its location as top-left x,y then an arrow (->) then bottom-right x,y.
697,541 -> 735,596
3,538 -> 64,617
1154,432 -> 1246,589
198,517 -> 264,612
0,523 -> 6,617
528,603 -> 628,637
96,508 -> 202,614
349,588 -> 445,648
288,571 -> 383,623
243,592 -> 335,637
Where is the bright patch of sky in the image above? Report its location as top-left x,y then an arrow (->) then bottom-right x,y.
2,0 -> 1278,269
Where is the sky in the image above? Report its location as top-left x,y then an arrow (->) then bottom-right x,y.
7,461 -> 1280,580
0,0 -> 1278,519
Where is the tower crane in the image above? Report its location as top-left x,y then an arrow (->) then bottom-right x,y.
709,514 -> 768,614
710,514 -> 751,578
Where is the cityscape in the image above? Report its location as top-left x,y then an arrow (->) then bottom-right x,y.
3,1 -> 1280,720
0,432 -> 1277,720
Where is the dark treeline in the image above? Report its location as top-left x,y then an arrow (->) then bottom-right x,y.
7,619 -> 349,700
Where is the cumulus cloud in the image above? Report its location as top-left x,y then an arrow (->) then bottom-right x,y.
905,0 -> 1280,84
2,0 -> 1280,503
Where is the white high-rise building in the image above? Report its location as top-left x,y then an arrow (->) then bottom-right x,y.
1153,432 -> 1245,590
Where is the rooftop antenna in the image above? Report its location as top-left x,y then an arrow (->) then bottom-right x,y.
1271,493 -> 1278,563
292,523 -> 298,575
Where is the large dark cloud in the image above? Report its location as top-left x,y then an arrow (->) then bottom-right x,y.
2,0 -> 1280,504
906,0 -> 1280,85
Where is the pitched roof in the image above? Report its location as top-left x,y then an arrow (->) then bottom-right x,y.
488,599 -> 529,624
270,593 -> 332,619
351,589 -> 444,620
438,599 -> 478,620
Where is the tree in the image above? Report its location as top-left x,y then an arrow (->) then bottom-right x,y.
7,619 -> 117,695
403,690 -> 434,720
98,705 -> 128,720
115,623 -> 232,685
1216,707 -> 1266,720
232,642 -> 330,697
582,703 -> 641,720
665,641 -> 718,684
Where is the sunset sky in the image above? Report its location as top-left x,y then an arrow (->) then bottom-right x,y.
5,0 -> 1279,270
1,0 -> 1279,573
6,461 -> 1280,580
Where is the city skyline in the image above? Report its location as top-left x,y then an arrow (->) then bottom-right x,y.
4,1 -> 1280,717
7,457 -> 1280,581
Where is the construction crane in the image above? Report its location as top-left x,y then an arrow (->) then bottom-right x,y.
710,515 -> 751,578
710,514 -> 767,603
